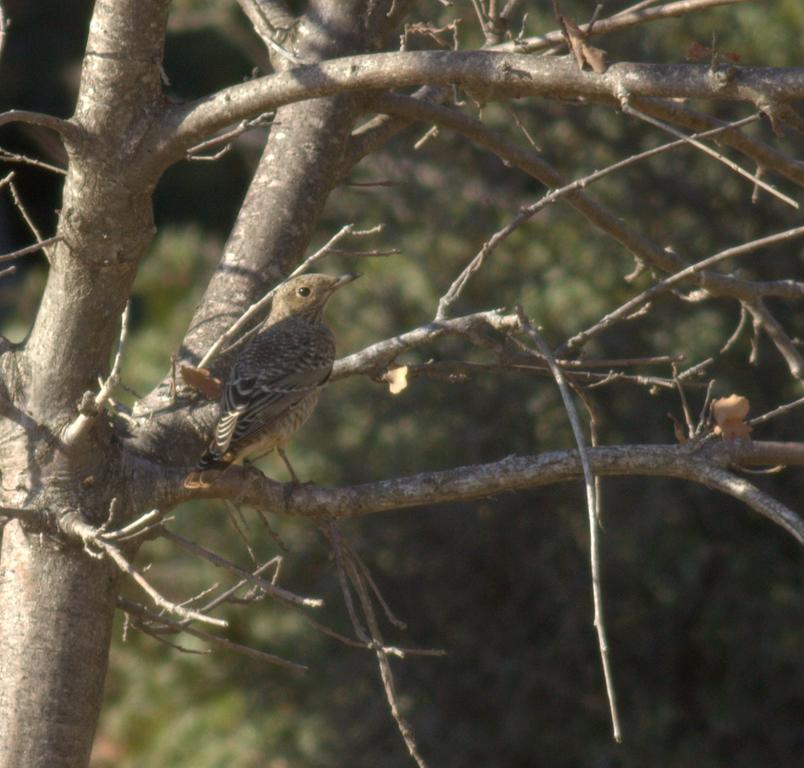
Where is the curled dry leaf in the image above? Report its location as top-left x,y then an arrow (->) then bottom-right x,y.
561,14 -> 609,74
382,365 -> 409,395
712,393 -> 752,440
180,364 -> 223,400
686,41 -> 741,64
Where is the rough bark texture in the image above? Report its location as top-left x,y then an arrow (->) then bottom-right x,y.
0,524 -> 119,768
0,1 -> 171,764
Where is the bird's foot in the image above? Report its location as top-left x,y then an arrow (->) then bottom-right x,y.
277,447 -> 301,484
183,468 -> 225,489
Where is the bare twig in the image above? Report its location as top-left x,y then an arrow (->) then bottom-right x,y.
62,301 -> 131,445
236,0 -> 301,65
186,112 -> 274,160
8,178 -> 45,243
325,522 -> 429,768
102,508 -> 165,541
500,0 -> 751,53
59,513 -> 228,628
618,95 -> 798,209
435,113 -> 762,320
0,147 -> 66,175
332,309 -> 520,381
750,396 -> 804,427
744,299 -> 804,380
719,305 -> 749,355
160,527 -> 323,609
371,93 -> 803,305
119,597 -> 306,671
672,363 -> 695,438
0,235 -> 62,264
562,224 -> 804,354
516,309 -> 621,742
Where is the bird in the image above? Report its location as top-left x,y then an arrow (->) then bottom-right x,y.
184,272 -> 359,488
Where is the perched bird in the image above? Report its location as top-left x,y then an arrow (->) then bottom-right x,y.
185,273 -> 358,488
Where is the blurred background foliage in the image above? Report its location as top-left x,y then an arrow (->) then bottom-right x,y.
1,1 -> 802,766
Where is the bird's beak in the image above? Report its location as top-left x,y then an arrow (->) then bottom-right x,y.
333,272 -> 361,289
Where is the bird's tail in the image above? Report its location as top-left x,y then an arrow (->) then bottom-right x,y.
197,447 -> 231,472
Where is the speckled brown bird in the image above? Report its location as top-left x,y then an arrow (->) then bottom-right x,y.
185,273 -> 358,488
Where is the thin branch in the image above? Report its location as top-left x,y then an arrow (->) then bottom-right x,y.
631,97 -> 804,189
750,396 -> 804,427
194,557 -> 281,616
59,514 -> 228,628
562,224 -> 804,354
119,597 -> 307,671
402,359 -> 686,391
499,0 -> 751,53
618,95 -> 798,208
744,299 -> 804,380
372,93 -> 802,305
236,0 -> 301,66
0,236 -> 61,264
160,527 -> 324,609
102,508 -> 165,541
435,113 -> 762,320
186,112 -> 274,160
516,310 -> 622,743
325,522 -> 428,768
62,301 -> 131,445
8,177 -> 45,243
0,147 -> 66,175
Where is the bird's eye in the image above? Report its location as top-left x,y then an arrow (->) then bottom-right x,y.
297,286 -> 311,297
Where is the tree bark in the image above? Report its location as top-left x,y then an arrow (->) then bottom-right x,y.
0,2 -> 170,764
0,523 -> 119,768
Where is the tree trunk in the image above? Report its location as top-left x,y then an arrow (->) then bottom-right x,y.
0,522 -> 119,767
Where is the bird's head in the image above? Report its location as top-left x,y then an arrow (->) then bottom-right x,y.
268,272 -> 360,323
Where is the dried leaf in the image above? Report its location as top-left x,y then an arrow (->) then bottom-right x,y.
686,41 -> 711,61
712,394 -> 752,440
562,15 -> 608,73
382,365 -> 409,395
583,45 -> 608,74
563,15 -> 587,70
180,365 -> 223,400
686,41 -> 740,64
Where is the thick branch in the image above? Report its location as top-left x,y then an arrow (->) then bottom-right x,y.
332,309 -> 519,380
171,441 -> 804,544
0,110 -> 84,144
155,53 -> 804,163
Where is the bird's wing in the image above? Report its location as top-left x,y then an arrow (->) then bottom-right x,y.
213,323 -> 334,455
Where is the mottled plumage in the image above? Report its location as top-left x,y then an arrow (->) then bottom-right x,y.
186,273 -> 358,487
